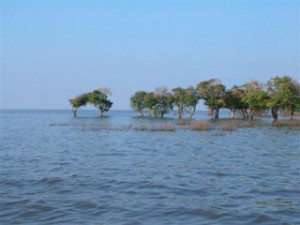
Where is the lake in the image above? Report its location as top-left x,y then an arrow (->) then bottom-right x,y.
0,110 -> 299,224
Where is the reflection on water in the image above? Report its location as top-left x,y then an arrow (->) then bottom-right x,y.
0,110 -> 299,224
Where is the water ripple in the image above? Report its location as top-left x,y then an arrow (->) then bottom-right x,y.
1,110 -> 299,224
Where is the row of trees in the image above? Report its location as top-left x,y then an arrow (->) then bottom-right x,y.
130,76 -> 300,120
130,87 -> 199,119
69,88 -> 113,117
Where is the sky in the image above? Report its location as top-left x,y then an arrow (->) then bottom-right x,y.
1,0 -> 299,110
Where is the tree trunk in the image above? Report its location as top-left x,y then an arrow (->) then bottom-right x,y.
249,109 -> 254,120
241,109 -> 249,119
210,108 -> 214,119
214,109 -> 219,119
241,110 -> 245,119
178,109 -> 182,119
271,107 -> 278,120
231,109 -> 235,118
100,110 -> 104,117
189,107 -> 196,119
245,109 -> 249,119
290,108 -> 294,119
72,109 -> 77,117
191,106 -> 196,119
186,105 -> 196,119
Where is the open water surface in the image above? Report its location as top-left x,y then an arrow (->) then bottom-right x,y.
0,110 -> 299,224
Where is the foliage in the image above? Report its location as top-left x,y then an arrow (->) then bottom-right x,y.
172,87 -> 187,119
69,88 -> 113,117
144,92 -> 159,117
69,94 -> 89,117
183,86 -> 200,118
241,80 -> 268,119
70,76 -> 299,120
267,76 -> 300,119
88,89 -> 113,117
130,91 -> 147,116
224,85 -> 248,118
153,87 -> 174,118
197,79 -> 225,119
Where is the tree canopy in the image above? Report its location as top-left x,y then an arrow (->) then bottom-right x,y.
89,89 -> 113,117
69,76 -> 299,120
153,87 -> 174,118
267,76 -> 300,119
241,80 -> 268,119
130,91 -> 147,117
197,79 -> 226,119
69,88 -> 113,117
69,94 -> 89,117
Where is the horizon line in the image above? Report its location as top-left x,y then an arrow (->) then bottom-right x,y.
0,108 -> 210,112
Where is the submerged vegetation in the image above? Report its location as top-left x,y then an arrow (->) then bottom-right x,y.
190,120 -> 211,131
271,119 -> 300,127
50,118 -> 300,134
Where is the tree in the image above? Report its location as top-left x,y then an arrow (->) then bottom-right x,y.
144,92 -> 159,117
69,94 -> 88,117
267,76 -> 300,120
183,86 -> 200,119
224,85 -> 247,118
197,79 -> 225,119
172,86 -> 200,119
153,87 -> 174,118
130,91 -> 147,116
88,89 -> 113,117
241,81 -> 268,119
172,87 -> 186,119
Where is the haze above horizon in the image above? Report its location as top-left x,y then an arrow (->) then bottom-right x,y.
1,0 -> 299,110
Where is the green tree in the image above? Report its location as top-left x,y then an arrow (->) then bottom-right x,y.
130,91 -> 147,117
267,76 -> 300,120
69,94 -> 88,117
224,85 -> 248,118
144,92 -> 159,117
197,79 -> 225,119
172,87 -> 186,119
183,86 -> 200,119
242,81 -> 268,119
88,89 -> 113,117
153,87 -> 174,118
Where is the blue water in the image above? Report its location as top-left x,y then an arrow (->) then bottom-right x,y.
0,110 -> 299,224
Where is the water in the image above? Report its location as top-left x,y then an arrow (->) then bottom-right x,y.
1,110 -> 299,225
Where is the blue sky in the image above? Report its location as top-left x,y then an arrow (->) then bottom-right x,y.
1,0 -> 299,110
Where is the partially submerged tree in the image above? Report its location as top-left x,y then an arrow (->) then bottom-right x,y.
141,88 -> 174,118
144,92 -> 159,117
197,79 -> 225,119
172,87 -> 186,119
130,91 -> 147,117
69,94 -> 88,117
224,85 -> 247,118
88,89 -> 113,117
153,87 -> 174,118
131,86 -> 199,119
172,86 -> 200,119
183,86 -> 200,119
267,76 -> 300,120
241,81 -> 268,119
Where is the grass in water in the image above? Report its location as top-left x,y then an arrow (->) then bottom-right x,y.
190,120 -> 211,131
151,125 -> 176,132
